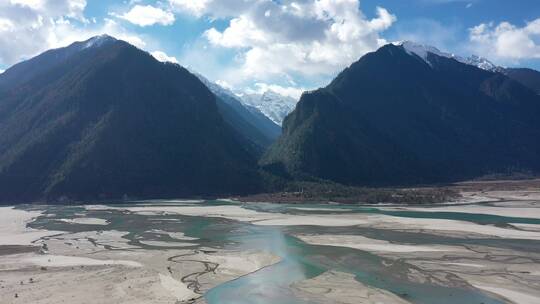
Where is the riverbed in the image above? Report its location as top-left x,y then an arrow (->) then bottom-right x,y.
1,190 -> 539,304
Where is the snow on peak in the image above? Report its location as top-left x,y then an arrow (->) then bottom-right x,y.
460,55 -> 501,72
192,71 -> 297,125
398,41 -> 455,63
195,72 -> 237,100
261,90 -> 289,101
83,34 -> 116,49
240,90 -> 297,126
395,41 -> 501,72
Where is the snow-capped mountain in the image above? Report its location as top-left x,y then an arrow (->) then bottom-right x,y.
194,72 -> 296,127
240,91 -> 298,126
398,41 -> 501,72
397,41 -> 540,94
460,54 -> 502,72
83,34 -> 116,49
262,42 -> 540,187
399,41 -> 452,63
194,73 -> 281,148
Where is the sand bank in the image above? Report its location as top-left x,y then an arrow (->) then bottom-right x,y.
159,273 -> 198,302
381,205 -> 540,219
85,204 -> 540,239
58,217 -> 109,225
295,234 -> 463,253
24,255 -> 142,267
0,207 -> 63,246
46,230 -> 138,251
86,205 -> 371,227
363,214 -> 540,240
292,271 -> 411,304
139,240 -> 196,247
204,250 -> 281,277
473,284 -> 540,304
147,229 -> 199,241
289,207 -> 353,212
477,190 -> 540,201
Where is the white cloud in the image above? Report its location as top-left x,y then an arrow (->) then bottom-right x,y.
469,19 -> 540,62
0,0 -> 86,65
204,16 -> 268,48
169,0 -> 249,18
49,18 -> 147,49
0,1 -> 147,66
115,5 -> 175,27
0,18 -> 15,32
183,0 -> 396,87
169,0 -> 212,17
10,0 -> 41,9
10,0 -> 87,21
151,50 -> 179,64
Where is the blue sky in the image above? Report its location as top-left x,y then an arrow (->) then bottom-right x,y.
0,0 -> 539,97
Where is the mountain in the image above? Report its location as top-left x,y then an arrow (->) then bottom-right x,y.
460,55 -> 502,72
0,35 -> 115,91
399,41 -> 503,72
262,43 -> 540,186
0,35 -> 262,202
399,42 -> 540,94
196,75 -> 281,151
503,68 -> 540,94
240,91 -> 297,125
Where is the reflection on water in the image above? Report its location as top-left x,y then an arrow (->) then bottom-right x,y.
206,229 -> 324,304
205,258 -> 318,304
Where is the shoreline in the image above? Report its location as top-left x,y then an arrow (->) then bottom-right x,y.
4,178 -> 539,207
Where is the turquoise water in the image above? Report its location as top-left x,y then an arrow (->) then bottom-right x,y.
205,231 -> 325,304
24,201 -> 536,304
205,228 -> 508,304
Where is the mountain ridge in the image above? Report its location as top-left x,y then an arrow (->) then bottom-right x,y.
0,36 -> 262,202
262,43 -> 540,186
397,41 -> 502,72
1,36 -> 540,200
398,41 -> 540,93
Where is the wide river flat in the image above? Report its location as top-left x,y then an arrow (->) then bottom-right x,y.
1,190 -> 540,304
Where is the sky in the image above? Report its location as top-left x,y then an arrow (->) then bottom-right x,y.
0,0 -> 539,98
